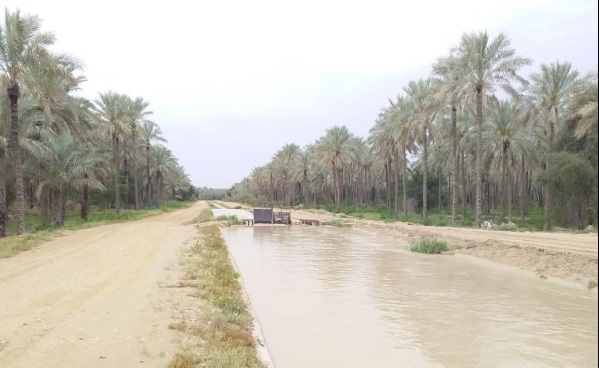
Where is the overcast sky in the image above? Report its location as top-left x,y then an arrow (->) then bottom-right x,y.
5,0 -> 598,188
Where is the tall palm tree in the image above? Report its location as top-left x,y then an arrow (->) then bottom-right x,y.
149,145 -> 177,206
485,97 -> 536,222
456,31 -> 531,226
0,9 -> 79,233
529,61 -> 581,228
0,79 -> 7,237
315,126 -> 359,213
368,106 -> 397,213
404,78 -> 438,224
37,133 -> 105,226
124,96 -> 152,209
94,91 -> 129,215
139,120 -> 166,207
433,54 -> 467,225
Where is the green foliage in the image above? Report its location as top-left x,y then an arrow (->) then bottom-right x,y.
330,219 -> 343,227
410,239 -> 450,254
215,215 -> 242,226
536,152 -> 596,228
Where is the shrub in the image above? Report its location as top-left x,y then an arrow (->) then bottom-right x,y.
410,239 -> 450,254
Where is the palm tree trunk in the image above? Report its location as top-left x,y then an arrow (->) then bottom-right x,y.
475,85 -> 484,226
81,174 -> 89,221
53,189 -> 63,227
0,146 -> 7,237
146,145 -> 152,207
8,83 -> 26,234
422,125 -> 429,224
394,148 -> 399,218
507,155 -> 512,222
451,104 -> 458,226
113,134 -> 121,216
132,127 -> 140,210
402,144 -> 408,218
501,143 -> 508,223
544,109 -> 557,229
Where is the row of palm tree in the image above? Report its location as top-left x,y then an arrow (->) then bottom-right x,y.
230,31 -> 598,229
1,9 -> 193,236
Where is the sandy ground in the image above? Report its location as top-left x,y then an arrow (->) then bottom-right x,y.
228,204 -> 598,285
0,203 -> 205,368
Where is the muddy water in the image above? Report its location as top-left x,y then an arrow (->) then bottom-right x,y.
223,226 -> 598,368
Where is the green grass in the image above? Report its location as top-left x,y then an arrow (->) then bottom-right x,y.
330,219 -> 344,227
0,201 -> 192,258
215,215 -> 242,226
319,204 -> 555,231
409,239 -> 451,254
169,224 -> 264,368
588,279 -> 598,290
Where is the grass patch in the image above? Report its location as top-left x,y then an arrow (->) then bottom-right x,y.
497,222 -> 519,231
330,219 -> 343,227
588,279 -> 598,290
0,201 -> 193,258
410,239 -> 451,254
169,224 -> 264,368
215,215 -> 242,226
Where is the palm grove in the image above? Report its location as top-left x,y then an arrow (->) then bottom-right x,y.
230,32 -> 598,229
1,9 -> 194,237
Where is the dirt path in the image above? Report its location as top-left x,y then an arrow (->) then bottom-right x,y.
0,203 -> 204,368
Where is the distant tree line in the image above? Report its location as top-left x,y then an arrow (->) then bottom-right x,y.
230,31 -> 598,229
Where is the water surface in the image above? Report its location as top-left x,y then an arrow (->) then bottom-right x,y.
223,226 -> 598,368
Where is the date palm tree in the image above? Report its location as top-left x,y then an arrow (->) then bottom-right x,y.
0,9 -> 79,233
37,133 -> 105,227
315,126 -> 359,213
455,31 -> 531,226
433,54 -> 467,225
404,78 -> 438,224
529,61 -> 581,228
95,91 -> 130,215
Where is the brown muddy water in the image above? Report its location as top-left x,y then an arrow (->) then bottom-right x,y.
222,226 -> 598,368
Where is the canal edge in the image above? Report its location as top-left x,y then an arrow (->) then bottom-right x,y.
220,228 -> 276,368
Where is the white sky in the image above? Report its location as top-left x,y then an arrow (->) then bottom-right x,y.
4,0 -> 598,187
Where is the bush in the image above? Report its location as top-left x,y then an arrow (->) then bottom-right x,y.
410,239 -> 450,254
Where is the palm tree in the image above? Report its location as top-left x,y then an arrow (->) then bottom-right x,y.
404,78 -> 438,224
0,79 -> 7,237
485,97 -> 536,222
94,91 -> 129,215
0,9 -> 79,233
37,133 -> 105,226
139,120 -> 166,207
368,106 -> 397,213
529,61 -> 581,228
456,31 -> 531,226
149,145 -> 177,206
433,54 -> 467,225
124,96 -> 152,209
315,126 -> 359,213
570,71 -> 598,140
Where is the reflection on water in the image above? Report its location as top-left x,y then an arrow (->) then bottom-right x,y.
223,226 -> 598,368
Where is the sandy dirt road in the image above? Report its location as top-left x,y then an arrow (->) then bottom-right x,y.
0,203 -> 204,368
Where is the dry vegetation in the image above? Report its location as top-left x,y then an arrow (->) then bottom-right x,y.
168,210 -> 265,368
